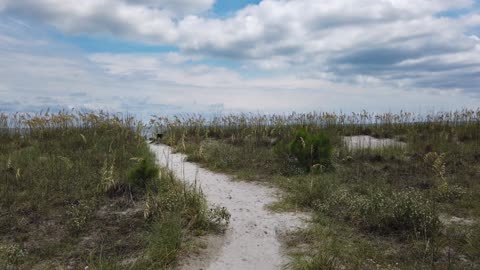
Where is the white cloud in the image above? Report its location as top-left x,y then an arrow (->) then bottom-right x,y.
461,13 -> 480,27
1,23 -> 476,117
125,0 -> 214,16
0,0 -> 179,42
1,0 -> 475,50
88,53 -> 243,88
0,0 -> 479,112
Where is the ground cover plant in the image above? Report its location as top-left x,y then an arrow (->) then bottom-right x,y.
0,111 -> 227,269
153,109 -> 480,269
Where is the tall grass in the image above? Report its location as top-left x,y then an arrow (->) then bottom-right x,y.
153,109 -> 479,145
153,109 -> 480,269
0,110 -> 225,269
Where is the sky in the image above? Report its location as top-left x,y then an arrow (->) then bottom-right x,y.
0,0 -> 479,118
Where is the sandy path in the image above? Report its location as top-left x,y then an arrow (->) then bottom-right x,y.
149,144 -> 308,270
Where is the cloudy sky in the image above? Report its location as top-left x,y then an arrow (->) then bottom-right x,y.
0,0 -> 479,118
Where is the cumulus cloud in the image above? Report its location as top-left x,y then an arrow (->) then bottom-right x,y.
0,0 -> 479,113
125,0 -> 214,15
1,18 -> 475,117
1,1 -> 475,50
0,0 -> 179,42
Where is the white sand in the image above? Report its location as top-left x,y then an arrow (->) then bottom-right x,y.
150,144 -> 308,270
343,135 -> 406,150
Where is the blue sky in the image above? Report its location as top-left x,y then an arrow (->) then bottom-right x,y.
0,0 -> 479,118
213,0 -> 261,16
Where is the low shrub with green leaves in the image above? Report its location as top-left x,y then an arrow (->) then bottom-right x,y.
289,128 -> 332,172
127,158 -> 160,191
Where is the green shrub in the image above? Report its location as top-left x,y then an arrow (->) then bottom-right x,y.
274,142 -> 308,175
363,190 -> 439,236
317,189 -> 440,237
435,182 -> 466,202
289,128 -> 332,172
127,159 -> 159,191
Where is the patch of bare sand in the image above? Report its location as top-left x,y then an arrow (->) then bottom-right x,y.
150,144 -> 309,270
343,135 -> 406,150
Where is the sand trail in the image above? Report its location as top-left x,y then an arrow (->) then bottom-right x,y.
150,144 -> 308,270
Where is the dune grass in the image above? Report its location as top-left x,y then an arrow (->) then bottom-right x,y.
0,111 -> 226,269
153,110 -> 480,269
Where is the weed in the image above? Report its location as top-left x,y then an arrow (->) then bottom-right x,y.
207,206 -> 231,229
66,200 -> 94,235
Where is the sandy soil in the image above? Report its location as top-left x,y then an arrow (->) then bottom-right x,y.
343,135 -> 406,150
149,144 -> 309,270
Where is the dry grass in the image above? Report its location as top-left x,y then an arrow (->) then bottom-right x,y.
153,109 -> 480,269
0,110 -> 225,269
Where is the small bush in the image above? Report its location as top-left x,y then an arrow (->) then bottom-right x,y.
66,200 -> 94,235
435,182 -> 466,202
289,128 -> 332,172
207,206 -> 231,229
127,159 -> 159,191
317,189 -> 440,237
274,142 -> 308,176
